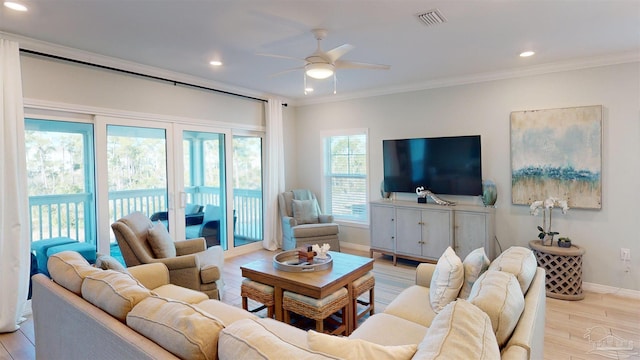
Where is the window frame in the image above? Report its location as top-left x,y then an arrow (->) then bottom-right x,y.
321,128 -> 370,226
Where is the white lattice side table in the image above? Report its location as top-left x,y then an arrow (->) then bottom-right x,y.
529,240 -> 586,300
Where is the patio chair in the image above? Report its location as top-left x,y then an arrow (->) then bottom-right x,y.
111,211 -> 224,299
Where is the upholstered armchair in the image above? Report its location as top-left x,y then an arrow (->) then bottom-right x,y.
111,211 -> 224,300
278,189 -> 340,251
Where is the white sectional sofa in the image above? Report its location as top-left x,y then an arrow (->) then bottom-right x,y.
32,247 -> 545,359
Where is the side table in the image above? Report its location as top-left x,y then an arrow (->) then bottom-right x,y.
529,240 -> 586,300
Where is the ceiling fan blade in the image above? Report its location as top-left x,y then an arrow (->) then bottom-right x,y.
335,60 -> 390,70
256,52 -> 306,63
326,44 -> 354,62
269,66 -> 305,78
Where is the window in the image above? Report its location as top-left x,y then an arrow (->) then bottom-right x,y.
322,129 -> 368,224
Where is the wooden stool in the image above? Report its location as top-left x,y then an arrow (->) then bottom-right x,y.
350,271 -> 375,330
283,288 -> 349,335
241,279 -> 275,318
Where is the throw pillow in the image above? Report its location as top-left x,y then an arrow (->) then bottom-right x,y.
185,203 -> 202,215
292,199 -> 320,224
147,221 -> 176,258
307,330 -> 417,360
429,247 -> 464,313
458,247 -> 490,299
81,270 -> 153,322
488,246 -> 537,295
47,250 -> 102,295
95,253 -> 128,273
467,270 -> 525,347
127,296 -> 225,360
414,299 -> 500,359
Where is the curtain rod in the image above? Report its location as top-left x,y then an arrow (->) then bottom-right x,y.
20,49 -> 287,106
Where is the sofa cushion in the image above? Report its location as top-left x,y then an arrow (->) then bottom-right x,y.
47,250 -> 103,295
308,330 -> 417,360
467,270 -> 525,347
81,270 -> 153,322
349,313 -> 429,346
414,299 -> 500,359
127,296 -> 225,360
195,299 -> 258,325
459,247 -> 490,299
488,246 -> 537,295
383,285 -> 436,327
95,254 -> 128,273
153,284 -> 208,304
291,223 -> 339,237
292,199 -> 320,224
429,247 -> 464,313
147,221 -> 176,258
218,318 -> 336,359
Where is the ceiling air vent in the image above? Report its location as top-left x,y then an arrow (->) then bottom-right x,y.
417,9 -> 447,26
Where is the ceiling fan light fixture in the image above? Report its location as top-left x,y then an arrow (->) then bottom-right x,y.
305,63 -> 334,79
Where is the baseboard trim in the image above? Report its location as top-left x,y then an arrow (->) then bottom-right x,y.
582,282 -> 640,300
339,242 -> 370,253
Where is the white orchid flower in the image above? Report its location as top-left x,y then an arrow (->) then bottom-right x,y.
529,200 -> 543,215
543,198 -> 555,209
558,200 -> 569,214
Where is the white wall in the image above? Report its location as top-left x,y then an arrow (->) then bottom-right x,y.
21,54 -> 264,125
291,62 -> 640,290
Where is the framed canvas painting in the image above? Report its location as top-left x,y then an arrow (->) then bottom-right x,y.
510,105 -> 602,209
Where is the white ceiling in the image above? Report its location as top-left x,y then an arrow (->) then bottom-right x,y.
1,1 -> 639,104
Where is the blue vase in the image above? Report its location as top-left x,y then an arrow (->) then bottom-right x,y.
482,180 -> 497,206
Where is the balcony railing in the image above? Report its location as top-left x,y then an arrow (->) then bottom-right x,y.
28,187 -> 263,244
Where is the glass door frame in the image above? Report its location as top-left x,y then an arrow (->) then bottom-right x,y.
173,123 -> 234,249
95,115 -> 176,255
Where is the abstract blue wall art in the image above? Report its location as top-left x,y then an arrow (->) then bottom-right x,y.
510,105 -> 602,209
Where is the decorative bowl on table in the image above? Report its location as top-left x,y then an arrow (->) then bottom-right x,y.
273,250 -> 333,272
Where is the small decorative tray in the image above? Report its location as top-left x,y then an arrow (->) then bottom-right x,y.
273,250 -> 333,272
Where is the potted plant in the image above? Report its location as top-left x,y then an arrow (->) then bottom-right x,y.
530,197 -> 569,246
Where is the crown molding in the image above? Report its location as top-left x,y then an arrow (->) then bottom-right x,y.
293,51 -> 640,107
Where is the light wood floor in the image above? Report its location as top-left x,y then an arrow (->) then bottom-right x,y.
2,248 -> 638,360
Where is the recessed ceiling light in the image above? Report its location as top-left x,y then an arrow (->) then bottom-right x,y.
520,51 -> 535,57
4,1 -> 28,11
209,60 -> 222,66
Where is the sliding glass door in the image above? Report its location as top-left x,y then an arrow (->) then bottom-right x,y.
106,125 -> 168,258
232,134 -> 264,247
24,119 -> 96,245
182,130 -> 228,250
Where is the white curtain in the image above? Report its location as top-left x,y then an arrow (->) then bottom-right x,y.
0,39 -> 30,333
263,99 -> 285,250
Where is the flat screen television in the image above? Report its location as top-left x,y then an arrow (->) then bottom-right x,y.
383,135 -> 482,195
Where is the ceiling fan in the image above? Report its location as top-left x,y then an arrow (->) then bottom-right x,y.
258,29 -> 390,94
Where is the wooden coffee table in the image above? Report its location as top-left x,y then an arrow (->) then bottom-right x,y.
240,251 -> 374,334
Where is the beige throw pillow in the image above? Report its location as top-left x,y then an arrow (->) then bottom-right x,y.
292,199 -> 320,224
81,270 -> 153,322
429,247 -> 464,313
95,254 -> 128,273
147,221 -> 176,258
414,299 -> 500,359
467,270 -> 525,347
307,330 -> 417,360
47,250 -> 102,295
488,246 -> 537,295
458,247 -> 490,299
127,296 -> 225,360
